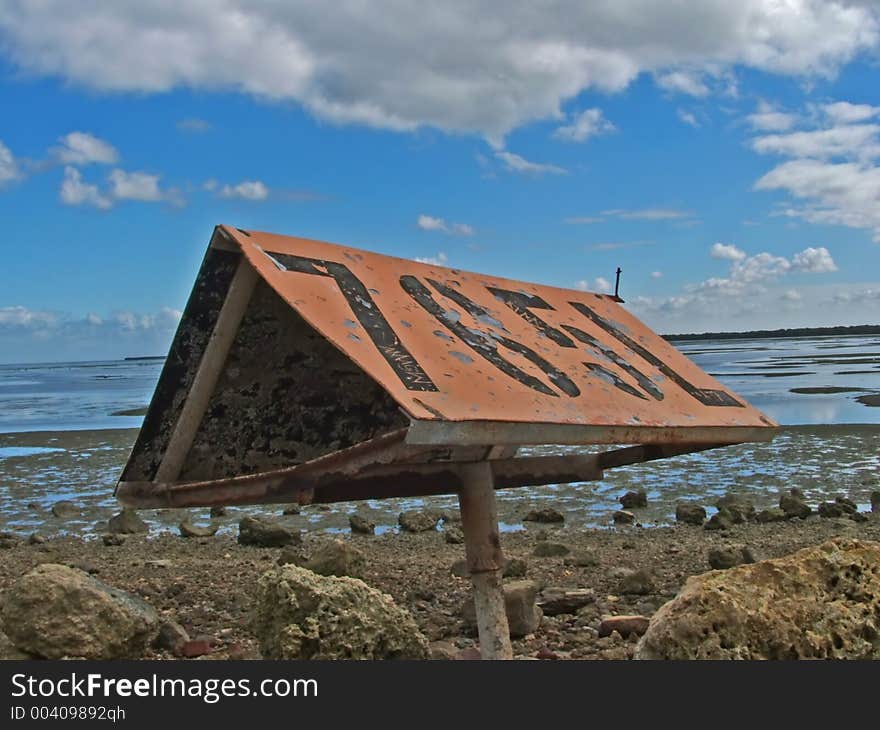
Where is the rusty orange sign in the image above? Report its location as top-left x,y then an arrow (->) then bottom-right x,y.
226,226 -> 775,444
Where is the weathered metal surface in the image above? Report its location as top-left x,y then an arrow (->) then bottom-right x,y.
218,226 -> 776,438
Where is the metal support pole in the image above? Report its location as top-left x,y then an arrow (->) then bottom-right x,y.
457,461 -> 513,660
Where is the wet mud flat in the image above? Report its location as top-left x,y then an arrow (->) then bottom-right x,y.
1,512 -> 880,660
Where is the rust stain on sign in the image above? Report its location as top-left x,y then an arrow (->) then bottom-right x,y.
226,226 -> 774,433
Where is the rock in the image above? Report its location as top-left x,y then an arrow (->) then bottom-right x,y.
51,500 -> 80,520
0,564 -> 158,659
818,502 -> 848,519
145,559 -> 172,569
619,569 -> 655,596
450,559 -> 470,578
300,539 -> 365,579
612,510 -> 636,525
349,514 -> 375,535
523,508 -> 565,524
238,516 -> 300,547
429,640 -> 458,660
282,504 -> 301,516
836,496 -> 858,512
619,490 -> 648,509
708,546 -> 755,570
398,510 -> 439,533
180,639 -> 214,658
704,509 -> 734,531
503,557 -> 528,578
715,494 -> 756,523
535,646 -> 560,660
871,490 -> 880,513
599,615 -> 650,638
154,620 -> 190,656
102,534 -> 126,547
755,507 -> 787,523
277,545 -> 306,566
532,542 -> 570,558
0,532 -> 20,549
461,580 -> 543,638
210,506 -> 228,518
0,630 -> 34,659
564,552 -> 599,568
27,533 -> 47,545
252,564 -> 429,659
444,526 -> 464,544
108,509 -> 148,534
851,512 -> 869,523
68,559 -> 99,575
675,502 -> 706,526
636,538 -> 880,660
780,493 -> 812,519
179,521 -> 218,539
538,588 -> 596,616
27,502 -> 41,513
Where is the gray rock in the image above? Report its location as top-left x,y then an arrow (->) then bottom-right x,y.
238,516 -> 300,548
153,620 -> 190,656
532,542 -> 570,558
599,615 -> 650,638
108,509 -> 148,535
444,526 -> 464,544
523,508 -> 565,524
27,533 -> 47,545
0,532 -> 20,550
398,510 -> 439,533
704,509 -> 734,531
708,545 -> 756,570
461,580 -> 543,638
102,533 -> 126,547
0,564 -> 158,659
538,588 -> 596,615
612,510 -> 636,525
755,507 -> 787,523
299,539 -> 365,579
871,490 -> 880,513
619,490 -> 648,509
210,506 -> 228,518
349,514 -> 375,535
51,500 -> 80,520
675,502 -> 706,526
564,552 -> 600,568
780,492 -> 812,519
619,569 -> 655,596
715,494 -> 756,523
502,557 -> 528,578
252,564 -> 429,659
179,521 -> 218,539
282,504 -> 301,516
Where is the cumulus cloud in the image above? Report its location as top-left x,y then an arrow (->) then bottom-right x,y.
415,252 -> 449,266
495,150 -> 566,175
59,166 -> 111,209
711,242 -> 747,261
747,101 -> 797,131
751,101 -> 880,241
576,277 -> 612,292
416,214 -> 473,236
52,131 -> 118,165
677,109 -> 699,128
650,271 -> 663,279
109,169 -> 164,201
219,180 -> 269,201
1,2 -> 876,141
791,245 -> 837,272
0,140 -> 19,183
553,108 -> 615,142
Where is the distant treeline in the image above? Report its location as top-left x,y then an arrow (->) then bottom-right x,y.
664,324 -> 880,342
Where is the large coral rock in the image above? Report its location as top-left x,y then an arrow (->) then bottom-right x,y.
636,538 -> 880,660
0,564 -> 158,659
252,564 -> 429,659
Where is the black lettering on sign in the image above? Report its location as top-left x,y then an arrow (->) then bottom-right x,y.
569,301 -> 743,407
400,276 -> 579,398
581,362 -> 648,400
562,325 -> 664,401
264,250 -> 438,392
487,288 -> 577,349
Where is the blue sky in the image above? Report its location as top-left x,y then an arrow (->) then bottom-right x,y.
1,1 -> 880,363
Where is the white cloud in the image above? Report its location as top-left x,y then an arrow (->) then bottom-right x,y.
415,252 -> 449,266
0,140 -> 19,183
711,242 -> 747,261
677,109 -> 699,128
746,101 -> 796,131
656,70 -> 709,97
2,2 -> 875,141
219,180 -> 269,201
59,166 -> 111,209
553,108 -> 615,142
791,245 -> 837,272
576,277 -> 611,292
602,207 -> 694,221
782,289 -> 802,301
0,305 -> 57,328
417,214 -> 473,236
495,150 -> 566,175
52,131 -> 118,165
564,216 -> 604,224
177,118 -> 211,132
751,103 -> 880,241
108,169 -> 164,201
822,101 -> 880,124
651,271 -> 663,279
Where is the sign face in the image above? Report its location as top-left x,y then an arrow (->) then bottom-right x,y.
224,226 -> 776,438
